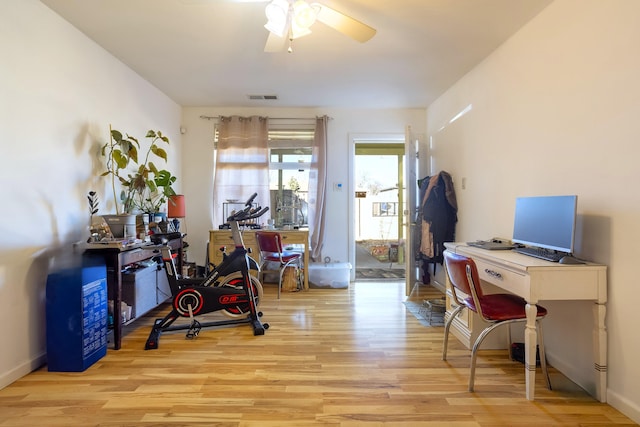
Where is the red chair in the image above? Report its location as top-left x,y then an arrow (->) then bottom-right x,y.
442,250 -> 551,392
255,231 -> 302,299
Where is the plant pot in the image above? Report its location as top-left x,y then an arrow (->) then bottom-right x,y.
102,214 -> 136,239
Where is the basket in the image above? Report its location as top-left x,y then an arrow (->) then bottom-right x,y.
282,266 -> 300,292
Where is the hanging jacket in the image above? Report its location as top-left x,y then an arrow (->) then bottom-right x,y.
419,171 -> 458,262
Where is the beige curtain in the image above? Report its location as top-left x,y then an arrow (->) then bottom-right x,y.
308,116 -> 328,261
213,116 -> 269,227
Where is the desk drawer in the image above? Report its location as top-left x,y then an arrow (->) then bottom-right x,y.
209,230 -> 258,266
120,248 -> 150,267
211,231 -> 257,246
474,258 -> 528,297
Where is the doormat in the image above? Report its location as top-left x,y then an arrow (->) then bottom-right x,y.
403,299 -> 445,327
356,268 -> 405,280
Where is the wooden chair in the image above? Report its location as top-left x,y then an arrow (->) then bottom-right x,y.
255,231 -> 302,299
442,250 -> 551,392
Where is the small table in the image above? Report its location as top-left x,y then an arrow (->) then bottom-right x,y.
85,236 -> 183,350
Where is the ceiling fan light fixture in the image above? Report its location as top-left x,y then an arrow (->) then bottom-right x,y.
264,19 -> 287,38
290,26 -> 311,40
264,0 -> 290,37
290,21 -> 312,39
292,0 -> 318,29
263,0 -> 376,52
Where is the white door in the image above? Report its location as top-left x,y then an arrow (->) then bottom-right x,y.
404,126 -> 419,295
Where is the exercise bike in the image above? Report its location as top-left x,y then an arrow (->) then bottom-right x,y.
145,193 -> 269,350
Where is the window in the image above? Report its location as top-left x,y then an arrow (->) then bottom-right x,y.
268,127 -> 314,227
372,201 -> 399,217
213,121 -> 314,227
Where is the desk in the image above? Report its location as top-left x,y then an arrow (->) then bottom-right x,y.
443,242 -> 607,402
209,229 -> 310,290
86,236 -> 183,350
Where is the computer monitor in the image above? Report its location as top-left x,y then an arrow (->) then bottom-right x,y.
512,195 -> 578,253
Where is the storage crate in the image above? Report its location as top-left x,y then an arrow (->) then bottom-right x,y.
308,262 -> 351,288
45,255 -> 107,372
122,264 -> 157,319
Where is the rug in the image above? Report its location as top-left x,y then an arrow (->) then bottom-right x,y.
403,299 -> 445,327
356,268 -> 405,280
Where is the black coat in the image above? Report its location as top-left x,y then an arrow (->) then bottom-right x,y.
419,171 -> 457,263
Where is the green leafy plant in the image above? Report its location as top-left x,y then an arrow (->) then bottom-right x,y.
137,168 -> 177,213
101,126 -> 176,214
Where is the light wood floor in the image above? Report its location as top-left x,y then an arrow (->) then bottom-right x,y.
0,280 -> 635,426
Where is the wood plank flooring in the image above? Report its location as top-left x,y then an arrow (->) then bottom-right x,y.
0,281 -> 635,426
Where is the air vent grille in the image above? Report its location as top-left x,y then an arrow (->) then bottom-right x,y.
248,94 -> 278,100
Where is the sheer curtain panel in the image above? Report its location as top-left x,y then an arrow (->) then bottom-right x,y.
308,115 -> 328,261
213,116 -> 270,227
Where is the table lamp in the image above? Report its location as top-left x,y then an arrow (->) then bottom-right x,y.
168,194 -> 186,232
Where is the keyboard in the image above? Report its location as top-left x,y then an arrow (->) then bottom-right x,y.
513,246 -> 564,262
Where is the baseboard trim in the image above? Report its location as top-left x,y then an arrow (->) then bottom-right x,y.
0,353 -> 46,390
606,389 -> 640,424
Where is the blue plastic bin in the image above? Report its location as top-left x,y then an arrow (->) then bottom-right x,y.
45,255 -> 108,372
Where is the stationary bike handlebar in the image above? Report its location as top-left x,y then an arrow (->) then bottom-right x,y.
245,192 -> 258,207
226,193 -> 269,222
227,206 -> 269,222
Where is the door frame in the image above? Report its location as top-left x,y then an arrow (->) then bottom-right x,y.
348,133 -> 405,282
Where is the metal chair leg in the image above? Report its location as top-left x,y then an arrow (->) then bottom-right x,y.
469,321 -> 504,391
442,305 -> 464,361
277,264 -> 285,299
469,319 -> 525,392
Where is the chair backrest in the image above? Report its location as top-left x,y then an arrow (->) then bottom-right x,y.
255,231 -> 284,255
443,251 -> 485,314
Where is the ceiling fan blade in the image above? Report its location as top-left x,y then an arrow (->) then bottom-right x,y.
264,31 -> 287,52
313,3 -> 376,43
178,0 -> 267,5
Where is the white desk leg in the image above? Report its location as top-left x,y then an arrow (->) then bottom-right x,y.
594,302 -> 608,402
524,303 -> 538,400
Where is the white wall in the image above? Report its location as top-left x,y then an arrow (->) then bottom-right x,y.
426,0 -> 640,421
0,0 -> 425,390
180,107 -> 426,270
6,0 -> 636,421
0,0 -> 181,388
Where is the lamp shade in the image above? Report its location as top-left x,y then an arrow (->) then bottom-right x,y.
168,195 -> 186,218
264,0 -> 289,37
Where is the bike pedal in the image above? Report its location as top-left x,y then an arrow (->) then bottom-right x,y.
186,321 -> 202,339
186,328 -> 199,339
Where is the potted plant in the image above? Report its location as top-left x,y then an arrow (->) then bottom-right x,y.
101,126 -> 176,215
135,169 -> 177,215
100,126 -> 177,238
101,125 -> 138,215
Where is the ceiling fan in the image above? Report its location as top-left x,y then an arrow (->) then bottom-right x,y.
180,0 -> 377,53
262,0 -> 377,52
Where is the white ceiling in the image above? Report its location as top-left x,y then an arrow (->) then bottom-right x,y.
40,0 -> 552,109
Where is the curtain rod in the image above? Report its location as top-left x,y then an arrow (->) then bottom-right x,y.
199,115 -> 331,121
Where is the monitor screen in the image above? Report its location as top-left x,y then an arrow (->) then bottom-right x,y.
512,195 -> 577,253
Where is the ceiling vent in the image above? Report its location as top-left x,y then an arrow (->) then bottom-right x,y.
248,94 -> 278,100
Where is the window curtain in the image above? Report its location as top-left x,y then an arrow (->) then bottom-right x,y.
308,115 -> 328,261
213,116 -> 269,227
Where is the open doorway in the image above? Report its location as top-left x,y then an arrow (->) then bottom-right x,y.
354,143 -> 406,280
